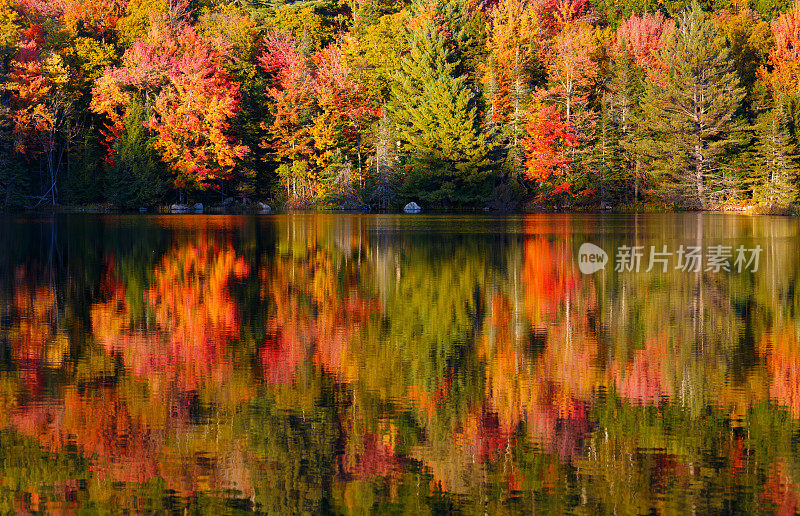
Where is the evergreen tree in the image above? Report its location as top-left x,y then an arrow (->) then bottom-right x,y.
0,103 -> 27,210
634,4 -> 745,209
429,0 -> 487,81
752,103 -> 799,206
64,132 -> 106,206
595,91 -> 626,203
389,19 -> 493,206
607,46 -> 647,203
105,100 -> 168,209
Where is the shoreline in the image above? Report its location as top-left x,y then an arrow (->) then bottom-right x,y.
5,205 -> 797,216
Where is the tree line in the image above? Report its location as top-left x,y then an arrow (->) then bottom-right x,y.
1,0 -> 800,211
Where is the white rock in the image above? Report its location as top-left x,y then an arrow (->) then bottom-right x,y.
170,204 -> 190,213
257,202 -> 271,213
403,202 -> 421,213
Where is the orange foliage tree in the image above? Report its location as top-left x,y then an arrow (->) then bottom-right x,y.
6,24 -> 52,155
61,0 -> 127,37
91,20 -> 249,190
259,31 -> 375,202
764,2 -> 800,97
145,27 -> 249,189
484,0 -> 539,136
521,104 -> 579,184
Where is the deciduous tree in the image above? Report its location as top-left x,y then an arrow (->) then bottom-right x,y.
6,24 -> 72,205
484,0 -> 539,148
91,21 -> 249,191
543,20 -> 596,125
259,30 -> 314,199
521,103 -> 579,186
145,28 -> 249,190
764,1 -> 800,98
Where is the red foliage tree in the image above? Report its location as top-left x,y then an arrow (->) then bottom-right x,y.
145,27 -> 249,189
533,0 -> 590,36
615,12 -> 674,72
17,0 -> 65,17
258,30 -> 314,164
521,104 -> 579,181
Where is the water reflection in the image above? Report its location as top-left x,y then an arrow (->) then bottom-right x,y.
0,213 -> 799,512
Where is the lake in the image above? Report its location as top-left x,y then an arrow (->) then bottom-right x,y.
0,213 -> 799,513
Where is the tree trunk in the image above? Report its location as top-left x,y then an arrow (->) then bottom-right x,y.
694,138 -> 706,209
356,130 -> 362,190
566,94 -> 571,124
513,46 -> 521,148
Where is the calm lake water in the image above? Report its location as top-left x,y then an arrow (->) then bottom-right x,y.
1,213 -> 799,513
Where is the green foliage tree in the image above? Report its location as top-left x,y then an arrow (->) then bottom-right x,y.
104,100 -> 168,209
64,133 -> 105,205
341,12 -> 408,106
424,0 -> 487,81
634,4 -> 746,208
606,46 -> 647,202
590,0 -> 658,27
0,104 -> 27,210
389,20 -> 493,207
752,103 -> 800,206
752,0 -> 795,18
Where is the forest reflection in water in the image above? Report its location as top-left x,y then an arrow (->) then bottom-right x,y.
0,213 -> 799,513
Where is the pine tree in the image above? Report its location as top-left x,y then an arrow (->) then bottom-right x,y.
595,90 -> 626,202
389,19 -> 493,206
607,45 -> 647,202
634,3 -> 745,209
753,103 -> 799,206
431,0 -> 487,81
105,100 -> 168,209
0,103 -> 27,210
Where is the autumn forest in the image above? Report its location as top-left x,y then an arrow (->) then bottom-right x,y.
3,0 -> 800,211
